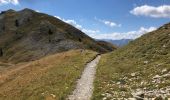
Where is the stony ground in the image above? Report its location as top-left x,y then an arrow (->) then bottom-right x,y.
93,53 -> 170,100
68,55 -> 101,100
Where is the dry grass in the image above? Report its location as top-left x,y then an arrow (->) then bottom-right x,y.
0,49 -> 97,100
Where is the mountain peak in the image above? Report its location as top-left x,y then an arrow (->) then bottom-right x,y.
6,9 -> 16,12
20,8 -> 35,13
0,9 -> 16,14
0,8 -> 116,63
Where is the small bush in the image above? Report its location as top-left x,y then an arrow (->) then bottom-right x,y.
2,26 -> 5,31
15,20 -> 19,27
48,29 -> 53,35
0,48 -> 3,57
79,38 -> 82,42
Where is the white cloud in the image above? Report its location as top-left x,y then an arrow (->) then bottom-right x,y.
88,27 -> 156,40
55,16 -> 82,29
35,10 -> 40,13
64,19 -> 83,29
95,17 -> 121,27
102,20 -> 121,27
130,5 -> 170,18
0,0 -> 7,4
54,16 -> 156,40
82,29 -> 100,34
0,0 -> 19,5
54,16 -> 100,35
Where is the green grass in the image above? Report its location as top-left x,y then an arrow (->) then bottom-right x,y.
92,24 -> 170,99
0,50 -> 97,100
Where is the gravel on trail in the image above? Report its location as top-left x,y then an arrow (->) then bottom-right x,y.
68,55 -> 101,100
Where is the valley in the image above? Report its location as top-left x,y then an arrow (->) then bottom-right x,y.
0,7 -> 169,100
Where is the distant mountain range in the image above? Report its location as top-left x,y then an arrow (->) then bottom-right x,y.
99,39 -> 133,47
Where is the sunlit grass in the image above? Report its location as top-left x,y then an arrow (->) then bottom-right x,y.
92,26 -> 170,99
0,49 -> 97,100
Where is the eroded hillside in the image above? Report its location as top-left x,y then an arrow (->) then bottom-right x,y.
0,9 -> 116,63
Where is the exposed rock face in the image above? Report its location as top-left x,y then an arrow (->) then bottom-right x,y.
0,8 -> 116,63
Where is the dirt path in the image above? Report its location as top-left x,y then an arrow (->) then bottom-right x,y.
68,55 -> 101,100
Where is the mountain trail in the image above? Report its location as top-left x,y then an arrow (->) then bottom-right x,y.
68,55 -> 101,100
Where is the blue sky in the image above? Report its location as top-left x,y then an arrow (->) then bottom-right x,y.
0,0 -> 170,40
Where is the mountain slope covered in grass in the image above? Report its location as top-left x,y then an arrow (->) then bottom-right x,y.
0,8 -> 116,63
93,23 -> 170,99
0,50 -> 97,100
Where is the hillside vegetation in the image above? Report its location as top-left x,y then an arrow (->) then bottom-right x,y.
0,9 -> 116,63
93,23 -> 170,99
0,50 -> 97,100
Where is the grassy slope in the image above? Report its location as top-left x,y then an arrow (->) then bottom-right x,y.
93,24 -> 170,99
0,50 -> 97,100
0,9 -> 115,63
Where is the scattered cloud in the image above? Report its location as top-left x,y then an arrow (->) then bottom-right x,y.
55,16 -> 82,29
130,5 -> 170,18
64,19 -> 83,29
95,17 -> 121,28
55,16 -> 100,35
0,0 -> 19,5
102,20 -> 121,27
88,27 -> 156,40
35,10 -> 40,13
82,29 -> 100,34
54,16 -> 156,40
